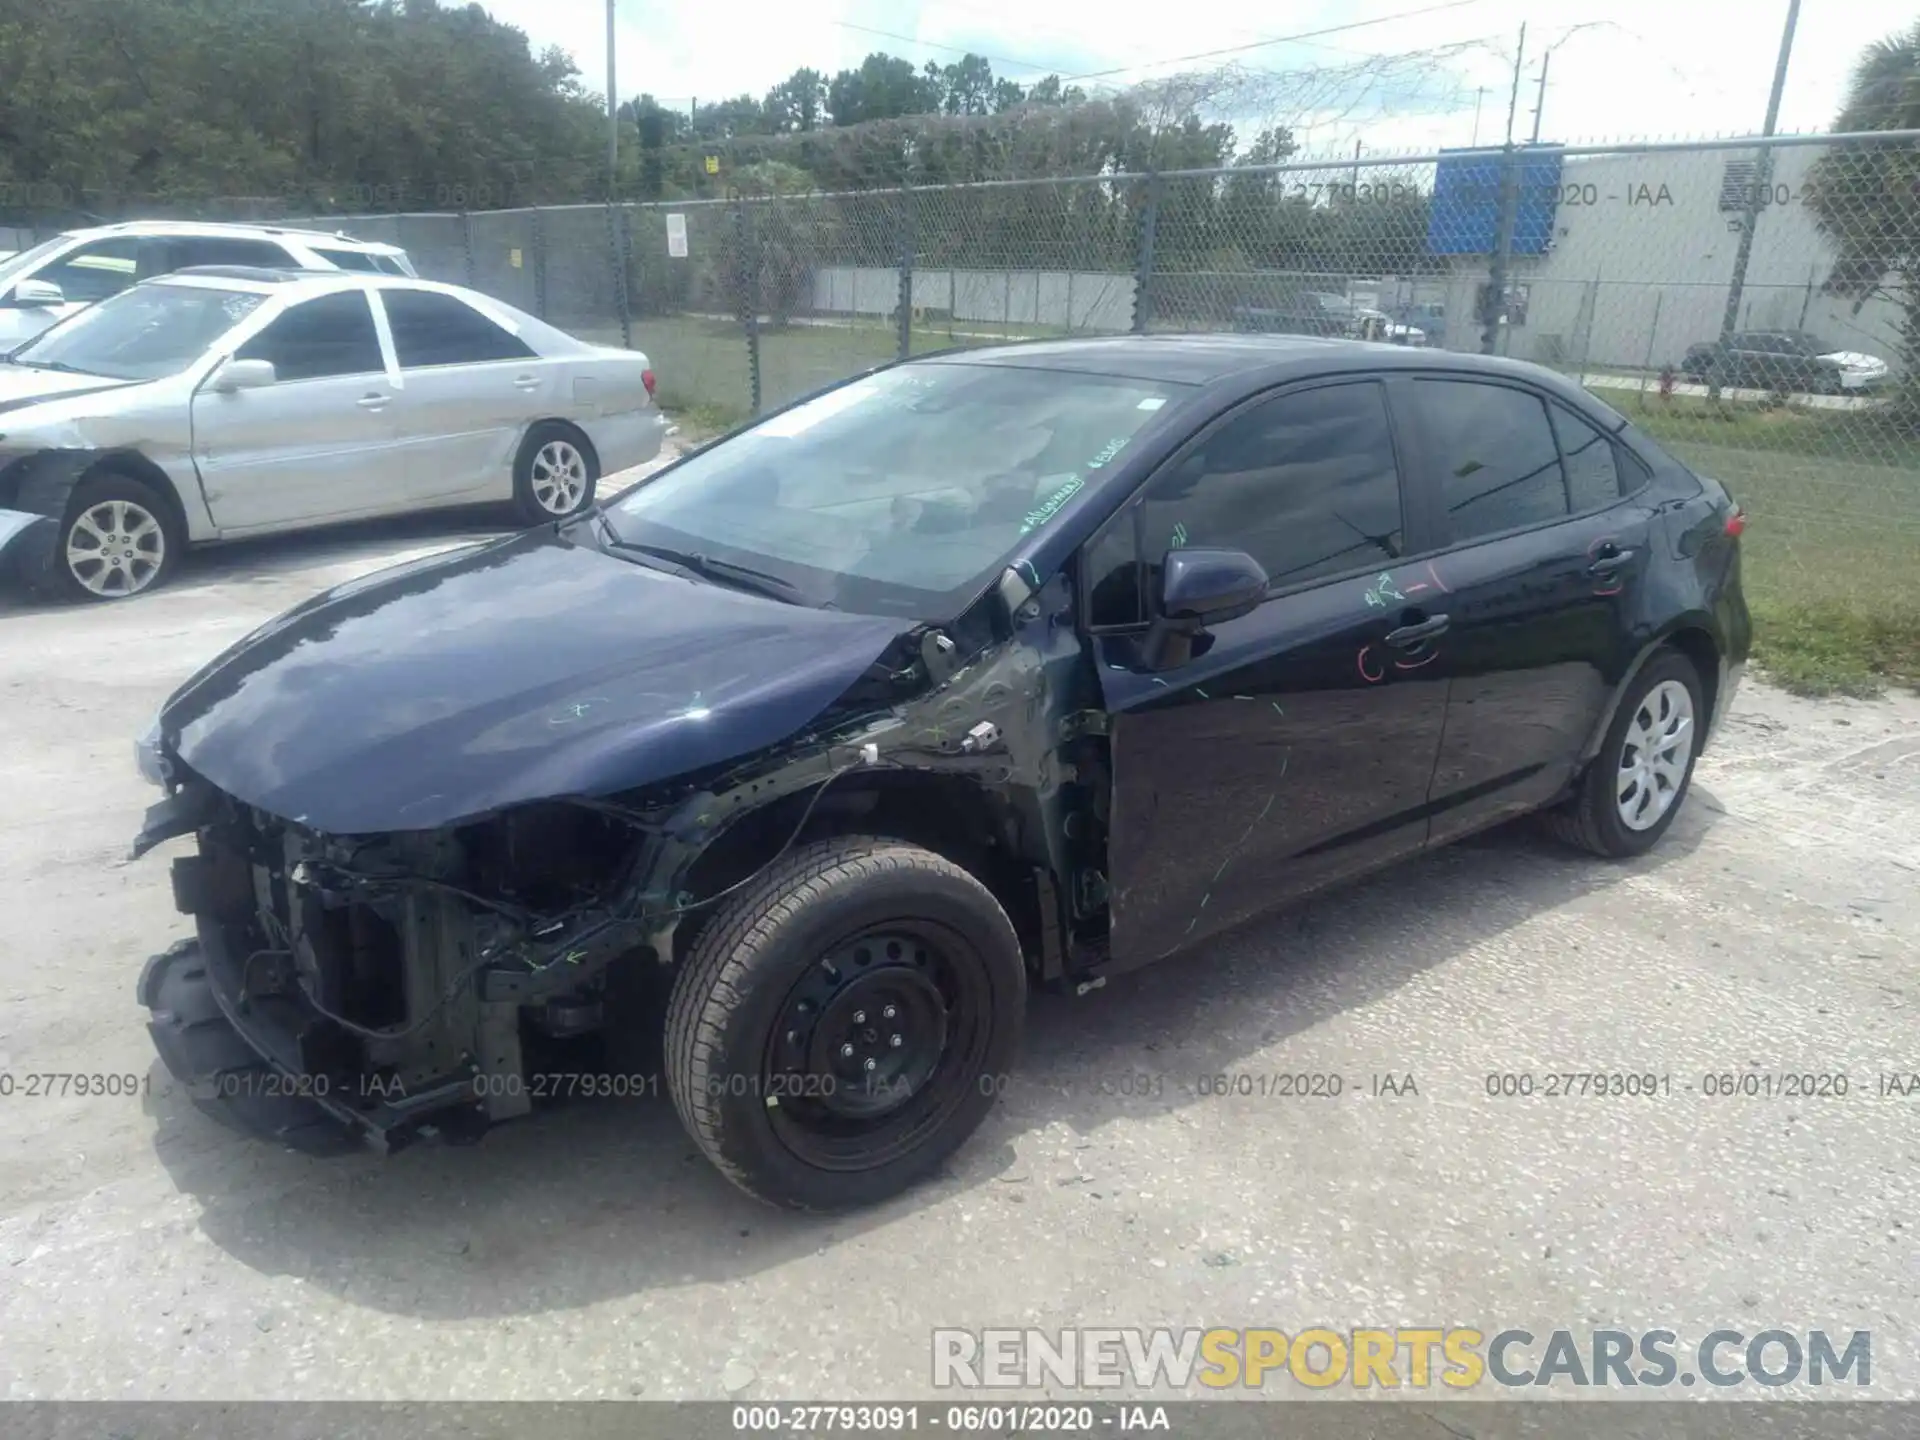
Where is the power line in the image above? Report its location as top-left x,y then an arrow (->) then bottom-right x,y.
833,21 -> 1073,77
840,0 -> 1491,88
1058,0 -> 1491,84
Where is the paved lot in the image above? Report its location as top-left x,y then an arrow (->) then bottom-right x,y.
2,472 -> 1918,1402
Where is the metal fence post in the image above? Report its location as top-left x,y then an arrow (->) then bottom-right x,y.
605,202 -> 633,349
896,187 -> 916,362
619,205 -> 636,326
460,211 -> 476,290
734,194 -> 763,415
1481,144 -> 1518,355
1132,173 -> 1161,335
531,208 -> 548,319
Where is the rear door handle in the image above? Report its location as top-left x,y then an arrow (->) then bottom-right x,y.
1588,547 -> 1636,575
1385,613 -> 1449,647
513,374 -> 541,391
357,394 -> 390,411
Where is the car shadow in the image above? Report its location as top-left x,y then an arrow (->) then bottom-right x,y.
0,456 -> 668,616
146,792 -> 1720,1320
164,505 -> 515,590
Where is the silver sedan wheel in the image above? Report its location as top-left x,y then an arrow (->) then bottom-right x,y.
66,498 -> 166,598
1616,679 -> 1694,831
529,439 -> 589,514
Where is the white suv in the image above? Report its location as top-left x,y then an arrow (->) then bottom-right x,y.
0,221 -> 416,347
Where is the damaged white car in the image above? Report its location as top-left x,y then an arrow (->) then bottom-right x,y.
0,266 -> 667,601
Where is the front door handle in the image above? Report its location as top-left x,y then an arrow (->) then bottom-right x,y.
357,394 -> 390,411
1588,547 -> 1636,576
1385,612 -> 1449,647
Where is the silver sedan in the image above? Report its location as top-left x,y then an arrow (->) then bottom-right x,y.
0,267 -> 667,601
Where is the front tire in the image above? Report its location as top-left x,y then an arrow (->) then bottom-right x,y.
664,836 -> 1027,1211
511,423 -> 598,526
38,471 -> 183,603
1544,649 -> 1705,858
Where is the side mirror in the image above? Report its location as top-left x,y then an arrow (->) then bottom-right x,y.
11,278 -> 64,307
207,357 -> 277,393
1142,547 -> 1269,670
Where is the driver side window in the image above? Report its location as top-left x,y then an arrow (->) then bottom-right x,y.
1085,381 -> 1406,628
16,237 -> 142,305
236,292 -> 385,382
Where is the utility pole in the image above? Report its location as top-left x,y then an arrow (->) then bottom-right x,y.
1480,23 -> 1526,355
1530,49 -> 1551,145
1713,0 -> 1800,395
1471,87 -> 1486,147
606,0 -> 619,198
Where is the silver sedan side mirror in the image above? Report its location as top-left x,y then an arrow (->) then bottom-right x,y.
207,357 -> 278,393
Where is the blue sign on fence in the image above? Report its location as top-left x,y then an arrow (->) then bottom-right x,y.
1427,146 -> 1565,255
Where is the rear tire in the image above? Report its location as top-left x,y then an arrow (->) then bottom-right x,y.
1544,649 -> 1705,858
511,423 -> 598,526
664,836 -> 1027,1212
36,471 -> 183,603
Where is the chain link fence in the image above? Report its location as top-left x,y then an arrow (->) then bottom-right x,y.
239,132 -> 1914,645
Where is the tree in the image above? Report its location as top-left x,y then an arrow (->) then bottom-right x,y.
1808,22 -> 1920,416
764,69 -> 827,133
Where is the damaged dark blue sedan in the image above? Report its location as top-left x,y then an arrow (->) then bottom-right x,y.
131,335 -> 1750,1210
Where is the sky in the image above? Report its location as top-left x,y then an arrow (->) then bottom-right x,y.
476,0 -> 1917,160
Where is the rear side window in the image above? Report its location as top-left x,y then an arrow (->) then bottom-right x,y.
1550,404 -> 1622,511
1087,381 -> 1405,625
163,237 -> 298,272
381,289 -> 534,366
236,291 -> 385,381
310,247 -> 384,273
1411,379 -> 1566,543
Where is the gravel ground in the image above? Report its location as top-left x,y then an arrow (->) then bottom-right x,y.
1,467 -> 1917,1403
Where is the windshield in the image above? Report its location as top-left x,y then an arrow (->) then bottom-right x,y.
10,281 -> 266,379
608,363 -> 1186,619
0,235 -> 76,290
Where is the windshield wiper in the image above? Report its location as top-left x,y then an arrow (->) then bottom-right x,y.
15,359 -> 104,377
604,538 -> 812,606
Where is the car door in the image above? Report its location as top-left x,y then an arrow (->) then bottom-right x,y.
1087,377 -> 1450,967
1395,377 -> 1662,846
374,287 -> 549,506
191,289 -> 402,531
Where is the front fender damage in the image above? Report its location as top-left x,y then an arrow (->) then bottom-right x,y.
0,450 -> 96,589
144,565 -> 1104,1153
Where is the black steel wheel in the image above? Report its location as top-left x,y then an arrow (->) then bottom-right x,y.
664,836 -> 1026,1211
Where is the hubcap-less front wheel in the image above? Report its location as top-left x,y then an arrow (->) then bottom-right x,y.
529,440 -> 588,514
1617,678 -> 1695,831
764,925 -> 988,1171
66,499 -> 166,598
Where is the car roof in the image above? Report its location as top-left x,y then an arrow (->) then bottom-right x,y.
150,267 -> 527,312
53,219 -> 404,254
915,333 -> 1600,394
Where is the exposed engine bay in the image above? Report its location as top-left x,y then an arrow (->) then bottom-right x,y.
138,566 -> 1116,1153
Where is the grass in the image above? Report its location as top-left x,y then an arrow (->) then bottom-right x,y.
620,313 -> 1920,698
1616,391 -> 1920,696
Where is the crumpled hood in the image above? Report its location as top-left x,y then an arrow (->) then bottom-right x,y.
0,363 -> 131,417
159,527 -> 916,833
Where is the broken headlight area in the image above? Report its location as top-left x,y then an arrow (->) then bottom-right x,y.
161,787 -> 689,1149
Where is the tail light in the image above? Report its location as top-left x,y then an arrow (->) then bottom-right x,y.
1725,508 -> 1747,538
642,369 -> 656,399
